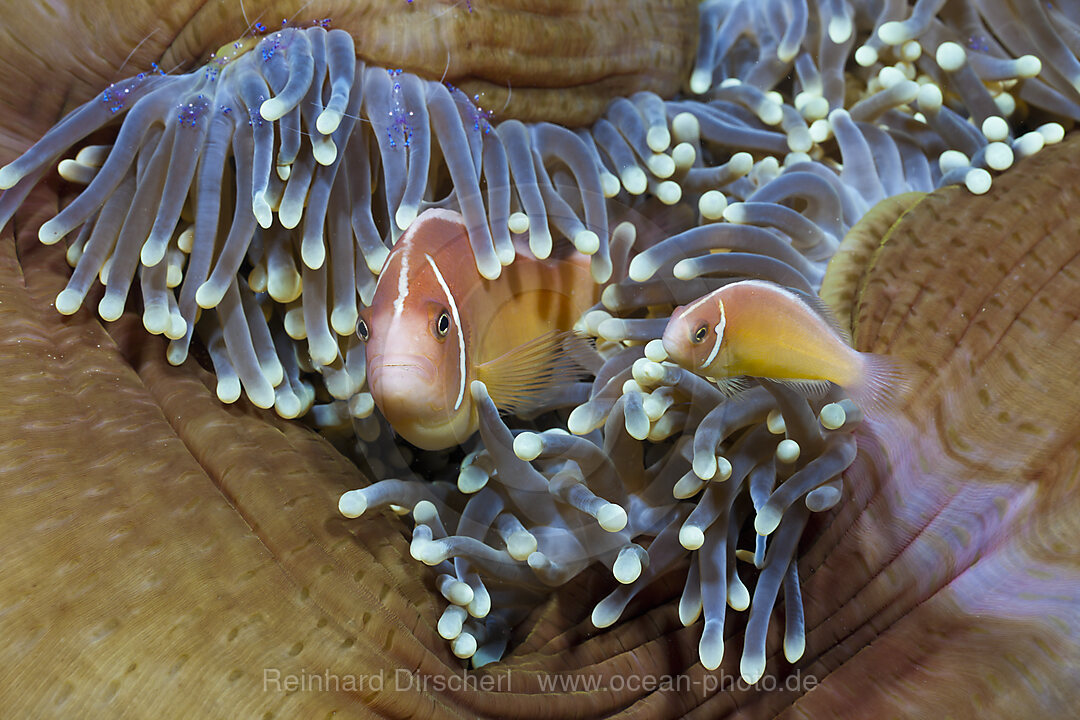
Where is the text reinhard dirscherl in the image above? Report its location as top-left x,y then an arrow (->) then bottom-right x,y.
262,668 -> 819,695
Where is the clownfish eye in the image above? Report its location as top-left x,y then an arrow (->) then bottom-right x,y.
357,318 -> 369,341
692,323 -> 708,344
436,309 -> 451,338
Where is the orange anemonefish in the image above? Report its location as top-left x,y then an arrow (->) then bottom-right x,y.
661,279 -> 906,412
358,208 -> 600,450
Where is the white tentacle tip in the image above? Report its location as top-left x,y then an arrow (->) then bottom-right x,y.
338,490 -> 368,518
316,108 -> 343,135
597,503 -> 627,533
679,525 -> 705,551
513,432 -> 542,461
260,97 -> 288,122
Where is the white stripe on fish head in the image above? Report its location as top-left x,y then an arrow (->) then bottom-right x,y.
391,245 -> 411,320
424,253 -> 467,412
702,296 -> 727,369
681,291 -> 716,318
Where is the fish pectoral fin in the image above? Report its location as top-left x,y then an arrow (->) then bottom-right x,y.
708,376 -> 754,398
564,332 -> 605,374
476,330 -> 593,417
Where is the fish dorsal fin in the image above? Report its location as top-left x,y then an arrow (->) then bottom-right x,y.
475,330 -> 594,417
787,287 -> 852,345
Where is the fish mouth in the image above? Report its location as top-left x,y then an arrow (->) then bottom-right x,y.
660,333 -> 682,364
367,353 -> 438,381
367,353 -> 449,422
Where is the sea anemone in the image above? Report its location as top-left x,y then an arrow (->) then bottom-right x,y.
335,0 -> 1079,680
3,0 -> 1080,717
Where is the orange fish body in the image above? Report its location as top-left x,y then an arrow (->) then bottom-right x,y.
360,208 -> 599,450
662,280 -> 902,411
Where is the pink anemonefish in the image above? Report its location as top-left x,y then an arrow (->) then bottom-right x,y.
661,279 -> 907,412
358,208 -> 600,450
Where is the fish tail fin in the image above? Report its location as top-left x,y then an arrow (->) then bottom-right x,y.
849,353 -> 912,416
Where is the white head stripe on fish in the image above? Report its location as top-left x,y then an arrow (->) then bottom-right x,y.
702,297 -> 727,368
424,252 -> 466,411
681,292 -> 714,318
392,247 -> 411,320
